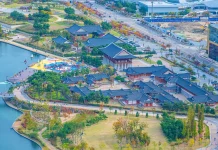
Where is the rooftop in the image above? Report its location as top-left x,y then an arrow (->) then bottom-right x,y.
52,36 -> 69,45
139,1 -> 179,8
100,43 -> 136,59
66,24 -> 103,35
84,33 -> 122,47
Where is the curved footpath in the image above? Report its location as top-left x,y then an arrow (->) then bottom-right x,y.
13,86 -> 218,150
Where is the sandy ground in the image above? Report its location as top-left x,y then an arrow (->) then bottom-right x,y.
94,81 -> 129,90
132,58 -> 150,67
60,113 -> 77,123
157,22 -> 208,42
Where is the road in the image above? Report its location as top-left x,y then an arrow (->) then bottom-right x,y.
90,3 -> 200,53
13,86 -> 218,150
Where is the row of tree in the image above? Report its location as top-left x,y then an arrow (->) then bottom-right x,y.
161,104 -> 208,142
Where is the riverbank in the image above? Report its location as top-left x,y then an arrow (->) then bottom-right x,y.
0,39 -> 70,62
3,98 -> 46,150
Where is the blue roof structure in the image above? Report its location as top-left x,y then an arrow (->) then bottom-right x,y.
174,77 -> 207,96
101,89 -> 132,97
125,66 -> 169,76
86,73 -> 109,84
66,24 -> 103,36
52,36 -> 69,45
84,33 -> 122,47
70,86 -> 91,97
62,76 -> 85,84
100,43 -> 136,59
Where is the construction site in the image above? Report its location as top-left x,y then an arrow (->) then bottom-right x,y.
155,22 -> 208,43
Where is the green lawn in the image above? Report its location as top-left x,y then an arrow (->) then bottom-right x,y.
143,58 -> 157,65
109,29 -> 121,37
0,13 -> 26,25
83,113 -> 170,150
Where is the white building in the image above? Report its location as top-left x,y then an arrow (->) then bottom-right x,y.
139,1 -> 179,16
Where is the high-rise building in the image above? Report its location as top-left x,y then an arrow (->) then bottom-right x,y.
208,24 -> 218,62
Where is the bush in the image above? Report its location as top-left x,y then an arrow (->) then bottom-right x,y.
114,110 -> 118,115
156,114 -> 159,119
146,112 -> 148,118
136,111 -> 139,117
125,110 -> 128,116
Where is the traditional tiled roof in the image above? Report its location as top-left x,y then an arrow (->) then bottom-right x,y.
52,36 -> 69,45
86,73 -> 109,84
133,81 -> 180,103
125,66 -> 169,76
174,77 -> 207,96
100,43 -> 136,59
84,33 -> 122,47
101,89 -> 132,97
70,86 -> 91,97
66,24 -> 103,35
62,76 -> 85,84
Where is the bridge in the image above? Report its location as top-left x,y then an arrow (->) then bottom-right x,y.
0,93 -> 15,98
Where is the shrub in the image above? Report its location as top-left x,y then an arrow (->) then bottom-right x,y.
114,110 -> 118,115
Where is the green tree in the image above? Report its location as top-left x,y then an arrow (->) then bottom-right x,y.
64,7 -> 75,16
125,110 -> 128,116
146,112 -> 148,118
114,110 -> 118,115
136,111 -> 139,117
101,21 -> 112,31
139,6 -> 148,15
157,60 -> 163,66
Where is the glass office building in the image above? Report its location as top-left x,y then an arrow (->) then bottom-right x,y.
208,24 -> 218,61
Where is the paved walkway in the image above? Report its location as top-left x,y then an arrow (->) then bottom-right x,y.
13,86 -> 218,150
38,127 -> 58,150
7,68 -> 36,84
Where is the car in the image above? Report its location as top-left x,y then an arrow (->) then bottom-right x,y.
128,41 -> 135,44
134,44 -> 140,47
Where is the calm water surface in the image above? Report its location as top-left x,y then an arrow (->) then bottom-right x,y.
0,42 -> 45,150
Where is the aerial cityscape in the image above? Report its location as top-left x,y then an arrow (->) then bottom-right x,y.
0,0 -> 218,150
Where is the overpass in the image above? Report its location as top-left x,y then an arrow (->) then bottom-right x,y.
0,93 -> 15,98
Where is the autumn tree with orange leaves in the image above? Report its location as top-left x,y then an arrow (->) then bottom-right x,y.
113,118 -> 150,149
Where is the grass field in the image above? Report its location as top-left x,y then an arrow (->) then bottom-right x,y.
109,29 -> 121,37
83,113 -> 210,150
143,58 -> 157,65
83,113 -> 170,150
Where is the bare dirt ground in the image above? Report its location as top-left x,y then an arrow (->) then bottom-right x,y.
157,22 -> 208,42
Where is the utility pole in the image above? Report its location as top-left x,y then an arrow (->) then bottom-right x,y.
151,0 -> 154,18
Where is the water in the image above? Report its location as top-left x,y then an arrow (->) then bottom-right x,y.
0,42 -> 45,150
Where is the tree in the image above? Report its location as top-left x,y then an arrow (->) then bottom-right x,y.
157,60 -> 163,66
72,93 -> 81,101
113,118 -> 150,149
209,67 -> 215,74
101,22 -> 112,31
188,138 -> 195,147
114,109 -> 118,115
64,7 -> 75,16
146,112 -> 148,118
139,6 -> 147,15
198,104 -> 204,135
136,111 -> 139,117
10,11 -> 25,21
125,110 -> 128,116
0,25 -> 3,37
